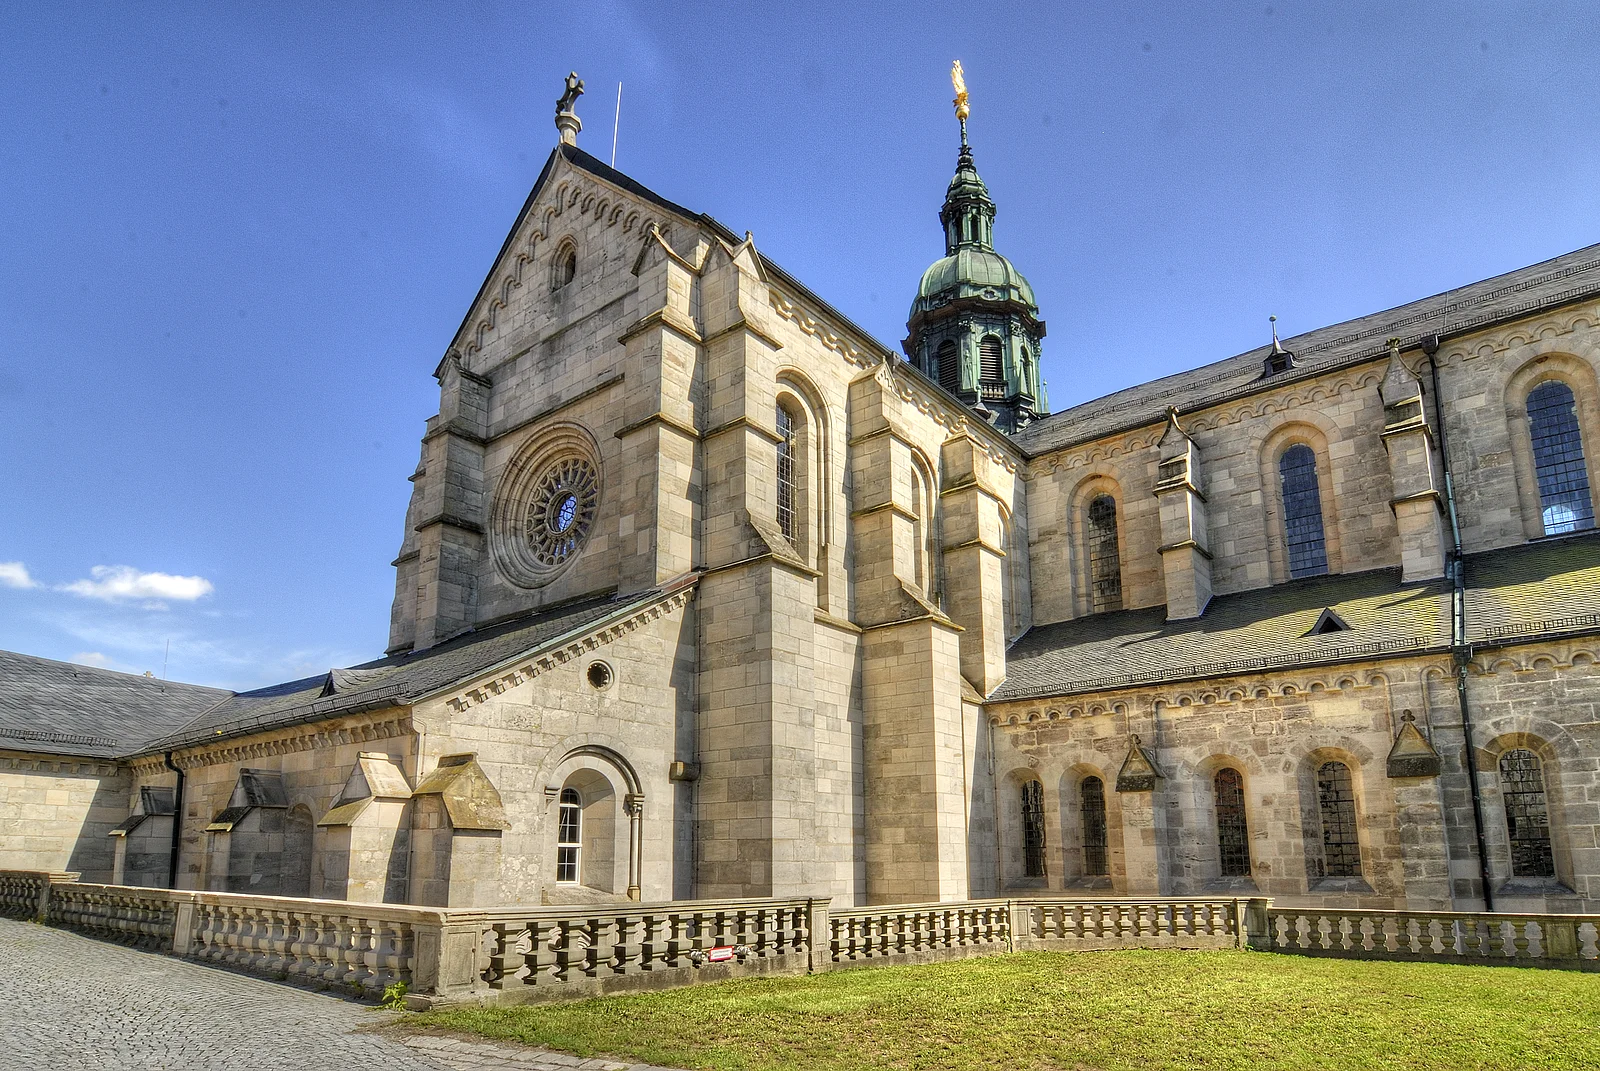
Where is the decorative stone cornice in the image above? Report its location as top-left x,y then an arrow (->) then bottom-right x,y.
0,754 -> 122,777
985,660 -> 1429,728
170,714 -> 413,771
438,584 -> 697,715
450,166 -> 674,364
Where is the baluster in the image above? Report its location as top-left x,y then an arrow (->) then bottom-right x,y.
1511,920 -> 1532,961
287,911 -> 314,979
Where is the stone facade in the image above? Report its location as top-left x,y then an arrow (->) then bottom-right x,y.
6,91 -> 1600,917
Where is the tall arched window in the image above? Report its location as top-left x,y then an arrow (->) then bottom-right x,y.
776,402 -> 798,543
909,453 -> 941,601
1279,444 -> 1329,578
1527,381 -> 1595,535
979,335 -> 1004,391
937,339 -> 960,393
1080,776 -> 1109,877
556,787 -> 582,883
1021,780 -> 1046,878
1315,761 -> 1360,877
1213,768 -> 1251,878
1086,496 -> 1122,612
1499,749 -> 1556,878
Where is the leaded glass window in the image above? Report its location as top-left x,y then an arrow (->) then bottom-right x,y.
979,335 -> 1004,386
1081,776 -> 1109,877
1214,768 -> 1251,877
556,787 -> 581,883
1499,749 -> 1556,878
1279,444 -> 1329,578
1021,780 -> 1046,878
1527,381 -> 1595,535
937,339 -> 960,393
1315,761 -> 1361,878
1087,496 -> 1122,612
776,403 -> 797,542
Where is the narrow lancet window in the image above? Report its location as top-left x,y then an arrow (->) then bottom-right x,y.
776,403 -> 798,542
1214,768 -> 1251,877
1499,749 -> 1556,878
1527,381 -> 1595,535
1279,444 -> 1329,578
937,338 -> 960,394
979,335 -> 1004,389
556,787 -> 582,883
1021,780 -> 1046,878
1315,761 -> 1360,877
1081,776 -> 1109,877
1086,496 -> 1122,612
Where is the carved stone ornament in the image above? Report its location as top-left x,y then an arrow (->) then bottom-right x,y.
1115,734 -> 1164,793
1386,711 -> 1441,778
490,423 -> 603,589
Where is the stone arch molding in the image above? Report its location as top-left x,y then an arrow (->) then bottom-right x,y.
1501,350 -> 1600,539
1259,418 -> 1345,582
454,168 -> 671,361
535,736 -> 646,900
490,421 -> 604,589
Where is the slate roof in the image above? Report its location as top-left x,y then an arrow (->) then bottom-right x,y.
992,531 -> 1600,704
143,585 -> 675,754
1013,241 -> 1600,456
0,583 -> 681,761
0,652 -> 230,760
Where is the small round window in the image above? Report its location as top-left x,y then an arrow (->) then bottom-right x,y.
587,661 -> 613,690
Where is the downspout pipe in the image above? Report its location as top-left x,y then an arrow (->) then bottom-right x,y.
1425,335 -> 1495,911
162,751 -> 184,890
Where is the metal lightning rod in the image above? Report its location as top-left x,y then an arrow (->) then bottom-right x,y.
611,82 -> 622,168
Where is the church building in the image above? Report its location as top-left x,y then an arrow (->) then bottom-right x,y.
5,72 -> 1600,915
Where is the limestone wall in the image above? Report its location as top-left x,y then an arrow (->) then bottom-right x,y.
1024,300 -> 1600,626
411,591 -> 695,905
985,643 -> 1600,913
0,753 -> 129,881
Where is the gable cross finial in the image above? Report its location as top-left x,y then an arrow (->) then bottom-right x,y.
555,72 -> 585,147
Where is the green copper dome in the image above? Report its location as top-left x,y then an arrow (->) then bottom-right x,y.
909,143 -> 1038,318
914,247 -> 1036,311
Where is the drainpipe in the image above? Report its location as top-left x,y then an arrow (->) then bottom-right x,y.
1424,336 -> 1495,911
162,751 -> 184,890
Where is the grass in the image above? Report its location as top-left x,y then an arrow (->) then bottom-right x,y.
402,949 -> 1600,1071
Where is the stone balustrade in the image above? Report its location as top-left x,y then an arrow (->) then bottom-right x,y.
1266,906 -> 1600,969
472,898 -> 822,1005
829,900 -> 1012,965
828,896 -> 1257,967
5,870 -> 1597,1009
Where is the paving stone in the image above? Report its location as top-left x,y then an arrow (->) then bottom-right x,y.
0,918 -> 688,1071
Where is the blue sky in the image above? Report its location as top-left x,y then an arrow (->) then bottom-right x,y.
2,2 -> 1597,689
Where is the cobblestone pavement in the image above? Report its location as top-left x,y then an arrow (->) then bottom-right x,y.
0,917 -> 688,1071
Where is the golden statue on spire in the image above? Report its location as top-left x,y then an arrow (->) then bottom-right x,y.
951,60 -> 969,123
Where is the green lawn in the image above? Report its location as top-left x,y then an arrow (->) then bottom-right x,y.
403,950 -> 1600,1071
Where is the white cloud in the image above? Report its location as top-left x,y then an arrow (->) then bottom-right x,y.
0,561 -> 37,589
61,565 -> 214,604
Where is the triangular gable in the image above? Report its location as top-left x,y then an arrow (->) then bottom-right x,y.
439,144 -> 702,374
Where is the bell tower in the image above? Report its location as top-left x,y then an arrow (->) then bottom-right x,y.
904,62 -> 1047,434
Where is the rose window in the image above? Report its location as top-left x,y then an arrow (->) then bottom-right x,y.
525,457 -> 598,569
490,424 -> 604,588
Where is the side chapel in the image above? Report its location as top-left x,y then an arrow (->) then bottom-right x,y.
5,70 -> 1600,914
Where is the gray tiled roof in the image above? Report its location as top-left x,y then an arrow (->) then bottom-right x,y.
0,584 -> 675,761
0,652 -> 230,759
143,586 -> 671,754
1013,242 -> 1600,456
992,532 -> 1600,704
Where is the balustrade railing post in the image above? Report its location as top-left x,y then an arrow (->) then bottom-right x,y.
1243,898 -> 1273,950
806,898 -> 831,974
410,910 -> 487,1005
